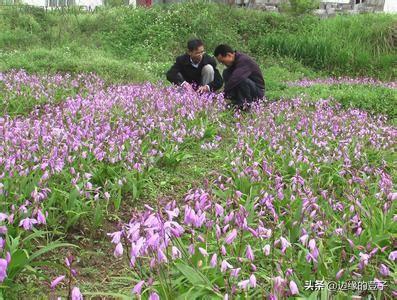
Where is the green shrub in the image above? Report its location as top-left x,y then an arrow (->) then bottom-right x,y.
0,2 -> 396,79
281,0 -> 320,15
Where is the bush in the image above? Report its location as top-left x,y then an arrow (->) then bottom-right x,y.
281,0 -> 320,15
0,2 -> 396,79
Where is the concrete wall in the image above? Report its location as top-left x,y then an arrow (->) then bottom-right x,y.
75,0 -> 102,8
22,0 -> 45,5
320,0 -> 350,3
384,0 -> 397,12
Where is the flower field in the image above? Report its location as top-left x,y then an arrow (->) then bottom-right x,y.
0,70 -> 396,299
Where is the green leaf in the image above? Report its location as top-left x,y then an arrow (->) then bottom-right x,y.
29,242 -> 77,263
68,188 -> 80,208
21,230 -> 48,244
297,291 -> 318,300
6,249 -> 29,280
65,210 -> 88,229
174,263 -> 208,286
176,288 -> 214,300
83,292 -> 131,299
321,288 -> 329,300
132,182 -> 138,199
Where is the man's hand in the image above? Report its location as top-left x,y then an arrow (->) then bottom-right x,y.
181,82 -> 194,92
197,85 -> 210,94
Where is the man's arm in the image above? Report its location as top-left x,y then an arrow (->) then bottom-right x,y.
223,60 -> 253,93
166,57 -> 185,85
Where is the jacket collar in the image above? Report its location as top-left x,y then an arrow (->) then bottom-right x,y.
182,53 -> 207,66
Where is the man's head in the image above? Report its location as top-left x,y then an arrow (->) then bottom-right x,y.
187,39 -> 205,64
214,44 -> 235,67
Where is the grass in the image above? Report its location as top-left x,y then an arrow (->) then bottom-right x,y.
0,46 -> 155,83
0,2 -> 396,79
267,83 -> 397,123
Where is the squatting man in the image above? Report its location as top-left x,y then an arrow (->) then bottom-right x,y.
166,39 -> 265,108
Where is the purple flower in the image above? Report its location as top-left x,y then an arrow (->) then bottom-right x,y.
379,264 -> 390,277
36,209 -> 46,225
146,233 -> 159,250
308,239 -> 316,251
0,259 -> 7,282
237,279 -> 250,290
188,244 -> 195,255
263,244 -> 271,256
50,275 -> 65,289
65,257 -> 71,268
0,226 -> 7,234
171,246 -> 182,260
249,274 -> 257,288
285,268 -> 293,277
132,280 -> 145,295
210,254 -> 217,267
107,231 -> 122,244
19,218 -> 38,230
215,203 -> 224,216
279,236 -> 291,253
71,268 -> 77,277
149,292 -> 160,300
235,191 -> 243,198
7,72 -> 396,300
157,248 -> 168,263
114,243 -> 123,258
198,247 -> 208,257
216,224 -> 221,239
307,239 -> 319,262
221,260 -> 233,272
5,253 -> 10,265
71,287 -> 83,300
388,251 -> 397,261
299,234 -> 308,246
289,280 -> 299,295
358,252 -> 370,270
334,228 -> 343,235
131,237 -> 145,257
273,276 -> 286,295
335,269 -> 344,280
230,268 -> 241,278
225,229 -> 237,244
0,213 -> 8,222
246,244 -> 254,261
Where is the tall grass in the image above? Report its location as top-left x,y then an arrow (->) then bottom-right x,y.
259,14 -> 397,77
0,2 -> 396,79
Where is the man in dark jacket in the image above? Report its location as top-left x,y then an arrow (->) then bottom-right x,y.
214,44 -> 265,108
166,39 -> 223,93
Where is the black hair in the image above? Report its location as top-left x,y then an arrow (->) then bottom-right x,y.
214,44 -> 234,57
187,39 -> 204,51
